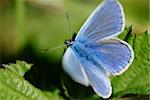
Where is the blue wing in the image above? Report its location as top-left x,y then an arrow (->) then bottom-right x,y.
75,0 -> 125,43
81,59 -> 112,98
94,39 -> 134,75
62,47 -> 89,86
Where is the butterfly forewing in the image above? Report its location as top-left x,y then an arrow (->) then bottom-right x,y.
75,0 -> 125,43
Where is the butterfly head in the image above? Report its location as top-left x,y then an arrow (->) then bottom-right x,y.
64,33 -> 76,47
64,40 -> 74,47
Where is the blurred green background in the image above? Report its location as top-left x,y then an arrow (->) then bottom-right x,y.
0,0 -> 149,57
0,0 -> 149,99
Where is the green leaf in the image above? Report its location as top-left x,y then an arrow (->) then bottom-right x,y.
3,60 -> 32,76
0,61 -> 62,100
111,30 -> 150,97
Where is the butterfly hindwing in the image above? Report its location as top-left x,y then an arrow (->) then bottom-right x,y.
94,38 -> 134,75
75,0 -> 125,43
81,60 -> 112,98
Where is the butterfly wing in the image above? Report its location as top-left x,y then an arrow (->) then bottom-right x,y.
81,60 -> 112,98
94,39 -> 134,75
75,0 -> 125,43
62,47 -> 89,86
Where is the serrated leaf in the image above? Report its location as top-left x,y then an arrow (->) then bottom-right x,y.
3,60 -> 32,76
111,30 -> 150,97
0,61 -> 62,100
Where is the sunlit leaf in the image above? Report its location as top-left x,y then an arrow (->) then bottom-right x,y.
0,61 -> 62,100
3,60 -> 32,76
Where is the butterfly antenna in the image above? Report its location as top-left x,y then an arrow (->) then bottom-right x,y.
41,45 -> 66,54
66,12 -> 72,35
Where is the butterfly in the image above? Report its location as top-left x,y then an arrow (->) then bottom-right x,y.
62,0 -> 134,98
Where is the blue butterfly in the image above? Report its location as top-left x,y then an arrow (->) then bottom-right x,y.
62,0 -> 134,98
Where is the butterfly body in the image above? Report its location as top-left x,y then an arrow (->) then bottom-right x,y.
62,0 -> 134,98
